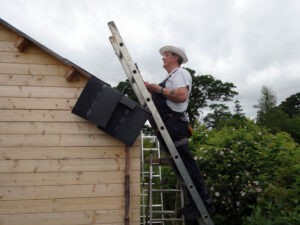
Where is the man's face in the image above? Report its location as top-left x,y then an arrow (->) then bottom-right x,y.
162,51 -> 178,69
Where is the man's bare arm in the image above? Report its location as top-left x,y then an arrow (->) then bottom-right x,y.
145,83 -> 189,103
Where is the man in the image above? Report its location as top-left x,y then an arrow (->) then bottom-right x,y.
145,45 -> 212,219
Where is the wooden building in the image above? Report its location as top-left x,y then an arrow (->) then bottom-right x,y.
0,19 -> 140,225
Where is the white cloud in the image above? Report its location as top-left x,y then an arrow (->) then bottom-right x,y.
0,0 -> 299,118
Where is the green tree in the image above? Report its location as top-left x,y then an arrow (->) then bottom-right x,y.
203,103 -> 232,128
254,91 -> 300,143
274,93 -> 300,143
190,120 -> 300,225
281,114 -> 300,144
261,107 -> 289,133
279,92 -> 300,118
203,98 -> 246,129
187,68 -> 237,125
254,85 -> 277,125
233,99 -> 245,117
114,79 -> 137,101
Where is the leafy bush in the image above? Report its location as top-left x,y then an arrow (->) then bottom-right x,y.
190,119 -> 300,225
243,149 -> 300,225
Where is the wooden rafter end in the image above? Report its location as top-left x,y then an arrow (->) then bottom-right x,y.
15,36 -> 30,52
65,68 -> 80,82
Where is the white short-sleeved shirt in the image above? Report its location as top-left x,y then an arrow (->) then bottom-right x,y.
165,67 -> 192,112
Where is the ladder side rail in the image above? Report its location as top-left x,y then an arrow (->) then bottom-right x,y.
108,22 -> 150,105
108,21 -> 214,225
152,138 -> 165,224
156,140 -> 165,224
146,150 -> 154,225
141,134 -> 146,225
109,36 -> 147,106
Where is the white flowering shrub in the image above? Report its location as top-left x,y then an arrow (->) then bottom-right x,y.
190,119 -> 300,225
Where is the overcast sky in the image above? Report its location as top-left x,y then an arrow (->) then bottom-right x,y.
1,0 -> 299,118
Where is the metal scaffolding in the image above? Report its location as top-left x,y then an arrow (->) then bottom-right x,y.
141,134 -> 185,225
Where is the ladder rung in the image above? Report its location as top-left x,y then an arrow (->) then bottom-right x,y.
151,204 -> 163,207
143,148 -> 159,150
151,218 -> 183,222
142,222 -> 165,225
152,189 -> 182,192
139,204 -> 163,207
142,189 -> 181,192
144,158 -> 170,165
141,171 -> 160,175
142,174 -> 161,178
152,210 -> 177,214
152,174 -> 161,177
140,183 -> 158,186
140,205 -> 163,208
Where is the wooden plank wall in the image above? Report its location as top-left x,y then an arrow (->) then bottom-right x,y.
0,23 -> 140,225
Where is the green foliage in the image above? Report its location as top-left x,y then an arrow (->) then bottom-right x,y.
189,119 -> 300,225
186,68 -> 238,125
113,79 -> 137,101
142,124 -> 156,136
203,103 -> 232,128
277,93 -> 300,143
279,92 -> 300,118
260,107 -> 289,133
255,85 -> 277,125
204,100 -> 247,129
216,114 -> 248,130
254,90 -> 300,144
244,184 -> 300,224
281,115 -> 300,143
244,142 -> 300,224
233,99 -> 245,116
160,166 -> 180,210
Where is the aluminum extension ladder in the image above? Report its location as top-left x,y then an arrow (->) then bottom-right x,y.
108,21 -> 214,225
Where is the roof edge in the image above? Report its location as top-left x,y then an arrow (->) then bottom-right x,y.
0,18 -> 97,80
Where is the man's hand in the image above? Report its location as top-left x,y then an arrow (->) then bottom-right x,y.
145,82 -> 189,103
145,82 -> 161,94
